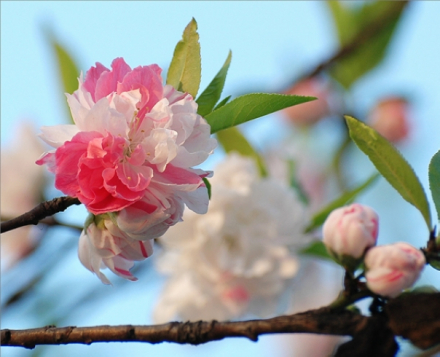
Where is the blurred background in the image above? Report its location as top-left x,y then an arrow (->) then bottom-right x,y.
2,1 -> 440,356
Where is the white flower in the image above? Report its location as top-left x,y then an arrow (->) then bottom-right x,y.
1,123 -> 46,270
153,153 -> 310,322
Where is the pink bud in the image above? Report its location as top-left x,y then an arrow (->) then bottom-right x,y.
283,78 -> 330,126
323,204 -> 379,263
365,242 -> 426,298
368,97 -> 410,143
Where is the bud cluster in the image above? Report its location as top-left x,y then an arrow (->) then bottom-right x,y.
322,203 -> 425,298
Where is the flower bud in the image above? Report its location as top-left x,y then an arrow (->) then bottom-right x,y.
283,78 -> 330,126
322,204 -> 378,270
79,214 -> 153,284
365,242 -> 426,298
368,97 -> 410,143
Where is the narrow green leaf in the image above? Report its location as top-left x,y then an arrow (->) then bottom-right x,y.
203,177 -> 211,200
214,96 -> 231,110
328,2 -> 406,88
326,1 -> 358,45
205,94 -> 315,134
346,115 -> 432,230
196,51 -> 232,117
42,28 -> 80,124
166,18 -> 201,97
305,172 -> 379,233
300,241 -> 334,262
216,127 -> 267,177
429,150 -> 440,224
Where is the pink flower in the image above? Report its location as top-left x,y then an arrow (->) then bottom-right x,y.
283,78 -> 330,126
368,97 -> 410,143
323,204 -> 378,267
37,57 -> 216,218
365,242 -> 425,298
78,214 -> 154,284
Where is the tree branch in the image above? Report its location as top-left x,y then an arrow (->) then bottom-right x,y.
1,196 -> 81,234
1,307 -> 367,349
300,1 -> 409,81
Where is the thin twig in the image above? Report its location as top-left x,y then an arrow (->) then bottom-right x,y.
1,197 -> 81,234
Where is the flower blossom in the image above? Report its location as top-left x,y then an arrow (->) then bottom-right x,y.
37,57 -> 216,216
365,242 -> 425,298
153,153 -> 311,322
36,58 -> 216,282
78,214 -> 154,284
322,204 -> 378,270
368,97 -> 410,143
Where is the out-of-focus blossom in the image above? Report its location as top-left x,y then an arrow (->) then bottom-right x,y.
153,154 -> 310,322
282,78 -> 330,126
78,214 -> 153,284
365,242 -> 425,298
323,204 -> 378,269
37,57 -> 216,222
1,123 -> 46,270
368,97 -> 410,143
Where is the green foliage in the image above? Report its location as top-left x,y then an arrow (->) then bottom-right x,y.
214,96 -> 231,110
300,241 -> 333,262
429,260 -> 440,271
197,51 -> 232,117
203,177 -> 211,200
43,30 -> 80,124
429,150 -> 440,224
205,94 -> 315,134
305,173 -> 379,233
345,116 -> 432,230
327,1 -> 406,88
167,18 -> 201,97
216,127 -> 267,177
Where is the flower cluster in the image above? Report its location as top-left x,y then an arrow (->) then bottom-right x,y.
323,203 -> 426,297
153,153 -> 310,322
37,58 -> 216,283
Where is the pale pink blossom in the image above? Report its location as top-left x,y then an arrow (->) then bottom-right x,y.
368,97 -> 410,143
365,242 -> 425,298
283,78 -> 330,126
1,123 -> 46,270
153,154 -> 310,322
78,215 -> 154,284
37,57 -> 216,230
323,204 -> 378,264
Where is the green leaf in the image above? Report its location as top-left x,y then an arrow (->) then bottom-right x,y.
196,51 -> 232,117
205,94 -> 315,134
327,1 -> 358,45
216,127 -> 267,177
214,95 -> 231,110
429,259 -> 440,271
328,2 -> 406,88
42,29 -> 80,124
305,172 -> 379,233
300,241 -> 334,262
203,177 -> 211,200
346,115 -> 432,230
429,150 -> 440,224
166,18 -> 201,97
287,159 -> 309,204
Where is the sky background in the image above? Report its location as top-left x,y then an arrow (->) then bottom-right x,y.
2,2 -> 440,356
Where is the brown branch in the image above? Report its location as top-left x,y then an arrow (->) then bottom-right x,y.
1,196 -> 81,234
300,1 -> 409,81
1,307 -> 368,349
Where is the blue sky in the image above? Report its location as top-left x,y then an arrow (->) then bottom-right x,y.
2,2 -> 440,357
